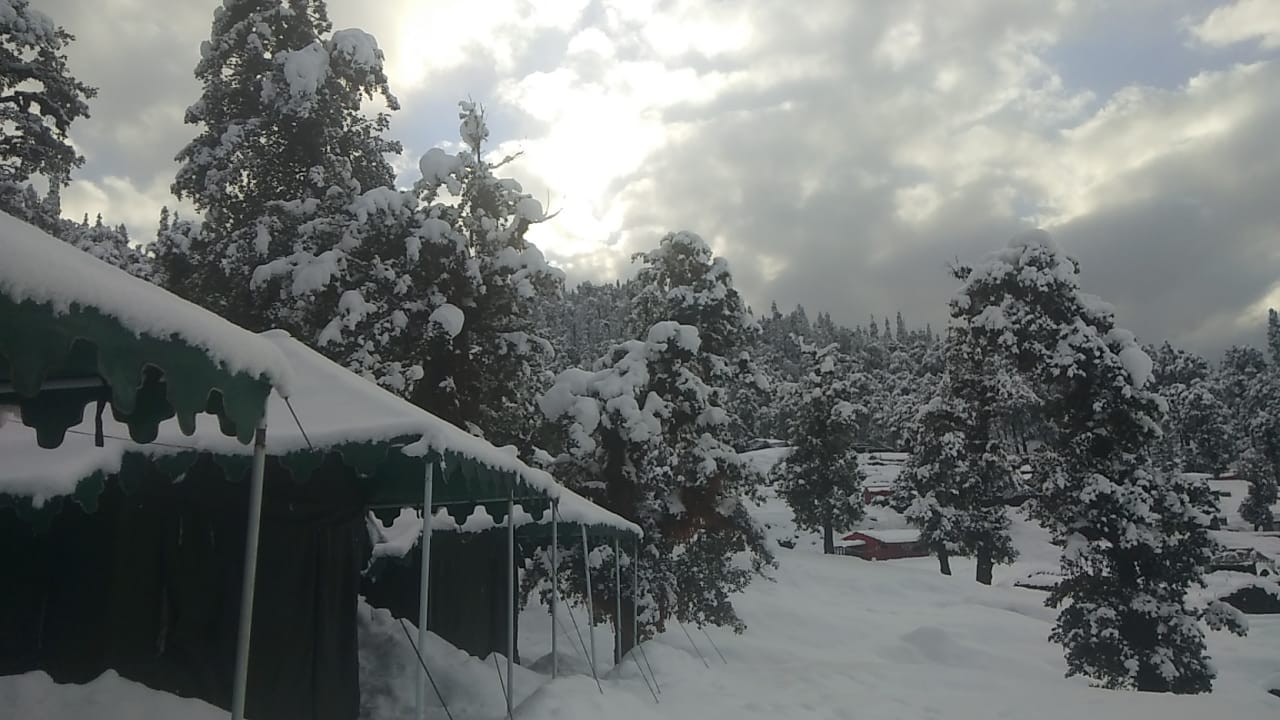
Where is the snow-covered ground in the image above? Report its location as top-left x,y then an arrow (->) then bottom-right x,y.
5,458 -> 1278,719
511,479 -> 1278,720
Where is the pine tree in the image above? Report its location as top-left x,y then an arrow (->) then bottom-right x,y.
953,229 -> 1244,692
895,311 -> 908,342
1268,309 -> 1280,364
171,0 -> 400,331
1218,344 -> 1268,461
537,322 -> 773,652
399,101 -> 562,445
774,343 -> 867,553
892,324 -> 1023,582
0,0 -> 96,200
1147,343 -> 1234,475
149,206 -> 202,291
60,213 -> 151,279
1239,343 -> 1280,530
629,231 -> 758,446
0,180 -> 61,232
1239,448 -> 1277,531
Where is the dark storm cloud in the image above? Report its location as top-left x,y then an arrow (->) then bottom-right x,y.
585,1 -> 1279,356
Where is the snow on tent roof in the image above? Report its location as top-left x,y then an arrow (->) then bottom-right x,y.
845,529 -> 922,544
0,212 -> 292,447
0,330 -> 639,537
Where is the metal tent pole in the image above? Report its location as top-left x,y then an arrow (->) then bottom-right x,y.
231,423 -> 268,720
506,494 -> 515,720
582,525 -> 601,693
614,536 -> 622,666
634,536 -> 660,695
416,460 -> 435,720
550,501 -> 559,679
631,537 -> 639,659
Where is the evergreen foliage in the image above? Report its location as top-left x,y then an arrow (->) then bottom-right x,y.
892,324 -> 1024,582
537,322 -> 773,645
774,342 -> 867,554
952,230 -> 1243,693
0,0 -> 95,197
169,0 -> 401,330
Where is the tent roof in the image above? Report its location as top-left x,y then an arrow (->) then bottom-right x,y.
0,331 -> 640,538
0,213 -> 292,447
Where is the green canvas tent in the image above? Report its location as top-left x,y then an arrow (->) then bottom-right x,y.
1,218 -> 639,720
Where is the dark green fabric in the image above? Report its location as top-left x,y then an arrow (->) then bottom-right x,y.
0,295 -> 273,447
361,531 -> 519,662
0,454 -> 368,720
0,443 -> 599,534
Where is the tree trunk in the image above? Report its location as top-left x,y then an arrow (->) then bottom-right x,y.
822,520 -> 835,555
937,550 -> 952,576
976,546 -> 994,585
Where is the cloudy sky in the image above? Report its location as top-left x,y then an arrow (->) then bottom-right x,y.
43,0 -> 1280,355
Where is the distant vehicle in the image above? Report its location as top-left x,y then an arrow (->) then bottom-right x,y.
744,437 -> 789,452
1209,548 -> 1277,577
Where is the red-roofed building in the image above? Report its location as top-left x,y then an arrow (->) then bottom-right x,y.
837,530 -> 928,561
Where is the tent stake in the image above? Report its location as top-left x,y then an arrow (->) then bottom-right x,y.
551,500 -> 559,679
582,526 -> 602,694
416,460 -> 435,720
231,423 -> 268,720
506,493 -> 515,720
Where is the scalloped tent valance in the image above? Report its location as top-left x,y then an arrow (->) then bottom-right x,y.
0,212 -> 291,449
0,295 -> 274,448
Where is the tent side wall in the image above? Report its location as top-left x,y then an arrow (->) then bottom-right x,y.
362,532 -> 520,662
0,453 -> 369,720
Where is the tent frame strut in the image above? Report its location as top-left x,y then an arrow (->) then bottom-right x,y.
416,460 -> 435,720
230,423 -> 268,720
506,493 -> 515,720
582,525 -> 602,694
551,500 -> 559,679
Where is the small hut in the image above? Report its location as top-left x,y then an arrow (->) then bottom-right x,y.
837,530 -> 928,560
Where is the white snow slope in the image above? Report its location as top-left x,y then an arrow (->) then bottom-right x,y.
508,469 -> 1280,720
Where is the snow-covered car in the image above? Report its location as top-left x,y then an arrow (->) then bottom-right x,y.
1209,548 -> 1277,578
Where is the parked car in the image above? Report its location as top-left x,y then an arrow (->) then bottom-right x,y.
1209,548 -> 1277,577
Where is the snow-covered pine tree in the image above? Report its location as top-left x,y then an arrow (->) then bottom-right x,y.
774,342 -> 867,554
1218,344 -> 1268,452
60,213 -> 151,279
954,229 -> 1244,693
171,0 -> 400,331
397,101 -> 562,446
149,206 -> 202,291
629,231 -> 759,447
0,180 -> 60,233
537,322 -> 773,653
0,0 -> 96,205
891,323 -> 1024,582
1238,448 -> 1277,531
1239,329 -> 1280,530
1268,309 -> 1280,364
1147,342 -> 1234,476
